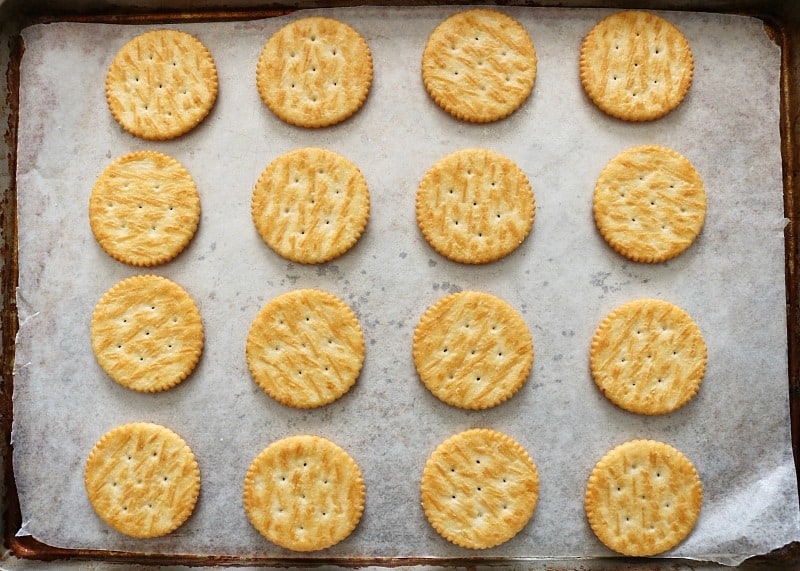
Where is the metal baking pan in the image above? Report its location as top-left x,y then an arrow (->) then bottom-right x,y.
1,0 -> 798,567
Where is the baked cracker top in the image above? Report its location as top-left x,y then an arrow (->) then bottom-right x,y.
243,435 -> 365,551
421,428 -> 539,549
585,439 -> 702,556
422,9 -> 537,123
257,17 -> 373,128
106,29 -> 218,140
580,10 -> 693,121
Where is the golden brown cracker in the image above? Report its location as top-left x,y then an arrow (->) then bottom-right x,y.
413,291 -> 533,410
421,428 -> 539,549
252,148 -> 370,264
257,17 -> 373,128
585,440 -> 702,555
106,29 -> 218,140
416,149 -> 534,264
593,145 -> 706,263
580,11 -> 693,121
91,275 -> 204,392
590,299 -> 706,415
246,289 -> 364,408
84,422 -> 200,538
422,9 -> 537,123
243,435 -> 365,551
89,151 -> 200,267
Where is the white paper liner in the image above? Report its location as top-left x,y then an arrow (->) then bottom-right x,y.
11,5 -> 800,565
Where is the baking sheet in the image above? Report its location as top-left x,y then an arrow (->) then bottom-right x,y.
11,5 -> 800,565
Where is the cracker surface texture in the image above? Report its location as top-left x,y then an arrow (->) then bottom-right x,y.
413,291 -> 533,409
243,435 -> 365,551
591,299 -> 706,415
89,151 -> 200,266
593,145 -> 706,262
417,149 -> 534,264
247,289 -> 364,408
257,17 -> 373,128
580,10 -> 693,121
91,275 -> 204,392
421,428 -> 539,549
106,29 -> 218,140
84,422 -> 200,538
422,9 -> 536,123
585,440 -> 702,556
252,148 -> 370,264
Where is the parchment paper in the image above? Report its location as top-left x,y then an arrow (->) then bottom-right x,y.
12,6 -> 800,565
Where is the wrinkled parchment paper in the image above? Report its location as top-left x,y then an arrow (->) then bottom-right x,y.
12,6 -> 800,564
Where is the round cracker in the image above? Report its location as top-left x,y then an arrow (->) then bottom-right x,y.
413,291 -> 533,409
416,149 -> 534,264
421,428 -> 539,549
246,289 -> 364,409
91,275 -> 204,392
89,151 -> 200,267
256,17 -> 373,128
106,29 -> 218,140
422,9 -> 537,123
252,148 -> 370,264
580,11 -> 693,121
590,299 -> 706,415
593,145 -> 706,263
243,435 -> 365,551
84,422 -> 200,538
585,440 -> 702,556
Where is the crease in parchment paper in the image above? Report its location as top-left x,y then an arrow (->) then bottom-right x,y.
11,6 -> 800,565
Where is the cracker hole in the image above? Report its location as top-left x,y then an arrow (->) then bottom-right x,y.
443,348 -> 448,353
